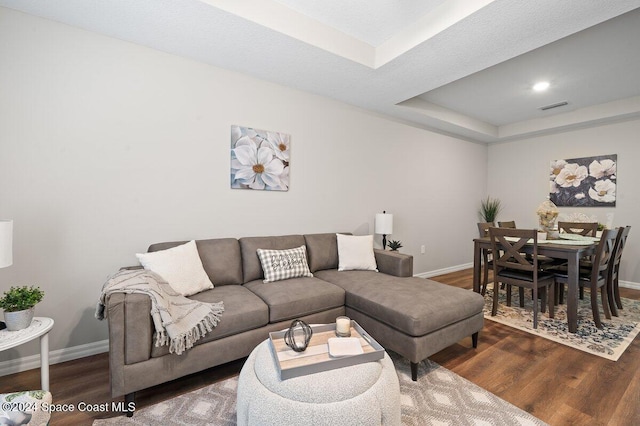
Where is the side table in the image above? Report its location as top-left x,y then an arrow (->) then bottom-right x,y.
0,317 -> 54,391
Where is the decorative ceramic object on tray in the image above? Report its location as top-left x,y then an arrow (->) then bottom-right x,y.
284,319 -> 313,352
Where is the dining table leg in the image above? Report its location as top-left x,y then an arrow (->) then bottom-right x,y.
567,252 -> 580,333
473,241 -> 482,293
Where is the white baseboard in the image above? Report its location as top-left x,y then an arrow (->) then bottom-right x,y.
620,280 -> 640,290
0,339 -> 108,377
414,262 -> 474,279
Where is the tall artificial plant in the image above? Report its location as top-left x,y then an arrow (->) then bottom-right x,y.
478,197 -> 502,223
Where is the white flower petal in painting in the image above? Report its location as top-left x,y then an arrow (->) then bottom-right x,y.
279,166 -> 290,190
232,144 -> 257,168
261,158 -> 285,188
233,135 -> 258,150
231,144 -> 284,190
588,159 -> 616,179
555,163 -> 588,188
267,131 -> 290,162
231,125 -> 243,143
230,158 -> 244,171
575,193 -> 585,200
550,181 -> 559,194
588,179 -> 616,203
550,160 -> 567,178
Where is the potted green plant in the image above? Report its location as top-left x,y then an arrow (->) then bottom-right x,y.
478,196 -> 502,223
387,240 -> 403,251
0,285 -> 44,331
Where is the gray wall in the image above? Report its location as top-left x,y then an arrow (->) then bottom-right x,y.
0,8 -> 487,361
488,119 -> 640,284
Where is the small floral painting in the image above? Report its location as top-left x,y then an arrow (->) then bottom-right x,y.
230,125 -> 290,191
550,154 -> 616,207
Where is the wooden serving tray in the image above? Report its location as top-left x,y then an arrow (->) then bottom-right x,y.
268,321 -> 384,380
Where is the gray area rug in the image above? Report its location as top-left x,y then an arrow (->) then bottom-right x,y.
94,352 -> 546,425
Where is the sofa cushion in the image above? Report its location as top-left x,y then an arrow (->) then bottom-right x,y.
148,238 -> 243,286
151,285 -> 268,358
314,270 -> 484,337
257,245 -> 313,283
304,233 -> 341,272
336,234 -> 378,271
244,277 -> 345,323
137,240 -> 214,296
239,235 -> 306,283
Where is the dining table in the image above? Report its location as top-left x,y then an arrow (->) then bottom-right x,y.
473,236 -> 597,333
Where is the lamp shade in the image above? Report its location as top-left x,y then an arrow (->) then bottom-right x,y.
0,220 -> 13,268
375,213 -> 393,235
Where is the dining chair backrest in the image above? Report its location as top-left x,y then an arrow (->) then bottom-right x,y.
611,226 -> 631,271
498,221 -> 516,228
477,222 -> 495,238
590,228 -> 619,282
489,227 -> 538,273
558,221 -> 598,237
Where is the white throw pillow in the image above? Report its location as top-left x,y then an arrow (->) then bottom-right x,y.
256,245 -> 313,283
336,234 -> 378,272
136,240 -> 214,296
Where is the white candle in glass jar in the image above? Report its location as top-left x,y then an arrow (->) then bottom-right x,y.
336,316 -> 351,335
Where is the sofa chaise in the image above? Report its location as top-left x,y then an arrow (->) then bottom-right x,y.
105,233 -> 484,412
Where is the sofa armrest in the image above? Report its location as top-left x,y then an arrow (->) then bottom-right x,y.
106,291 -> 154,397
374,249 -> 413,277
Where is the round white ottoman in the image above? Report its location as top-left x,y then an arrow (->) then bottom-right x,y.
237,340 -> 401,426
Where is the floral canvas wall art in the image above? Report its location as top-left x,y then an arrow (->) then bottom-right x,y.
550,154 -> 616,207
230,125 -> 290,191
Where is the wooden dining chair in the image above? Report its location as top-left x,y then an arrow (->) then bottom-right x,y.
554,228 -> 619,329
477,222 -> 495,296
498,221 -> 516,228
557,221 -> 598,237
555,221 -> 599,302
607,226 -> 631,316
489,227 -> 555,329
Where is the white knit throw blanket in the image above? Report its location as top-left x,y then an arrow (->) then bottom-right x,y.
96,269 -> 224,355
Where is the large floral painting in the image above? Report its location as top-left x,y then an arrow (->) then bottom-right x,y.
230,125 -> 290,191
550,154 -> 616,207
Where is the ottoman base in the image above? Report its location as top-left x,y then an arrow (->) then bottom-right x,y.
237,340 -> 401,426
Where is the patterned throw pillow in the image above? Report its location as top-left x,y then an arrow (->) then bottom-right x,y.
256,245 -> 314,283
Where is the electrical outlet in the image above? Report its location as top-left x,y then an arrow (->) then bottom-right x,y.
420,245 -> 425,254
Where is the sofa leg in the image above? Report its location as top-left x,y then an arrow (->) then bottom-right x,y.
472,332 -> 479,348
125,392 -> 135,417
410,362 -> 418,381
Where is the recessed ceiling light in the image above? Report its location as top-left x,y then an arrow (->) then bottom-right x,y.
533,81 -> 550,92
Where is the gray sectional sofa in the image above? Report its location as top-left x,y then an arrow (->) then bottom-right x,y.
105,233 -> 484,411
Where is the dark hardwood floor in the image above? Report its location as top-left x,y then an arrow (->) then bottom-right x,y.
1,268 -> 639,425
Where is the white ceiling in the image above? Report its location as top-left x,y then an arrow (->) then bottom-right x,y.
2,0 -> 640,143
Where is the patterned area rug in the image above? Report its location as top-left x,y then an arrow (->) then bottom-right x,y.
93,352 -> 546,425
483,284 -> 640,360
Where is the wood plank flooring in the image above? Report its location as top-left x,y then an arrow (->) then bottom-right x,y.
1,268 -> 638,425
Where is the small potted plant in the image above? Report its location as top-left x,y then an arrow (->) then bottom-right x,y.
478,196 -> 503,223
0,285 -> 44,331
387,240 -> 403,252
